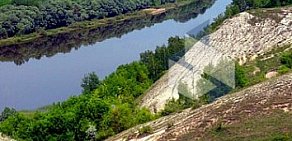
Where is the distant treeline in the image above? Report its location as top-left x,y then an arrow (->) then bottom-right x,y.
0,0 -> 214,65
0,0 -> 176,39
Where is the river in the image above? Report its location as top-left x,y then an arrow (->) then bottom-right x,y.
0,0 -> 232,111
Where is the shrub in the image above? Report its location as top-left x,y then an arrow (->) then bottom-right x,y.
81,72 -> 100,94
0,108 -> 16,122
278,65 -> 290,74
235,63 -> 249,87
280,52 -> 292,68
160,99 -> 183,116
138,126 -> 153,135
270,134 -> 292,141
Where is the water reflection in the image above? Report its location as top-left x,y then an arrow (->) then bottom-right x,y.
0,0 -> 214,65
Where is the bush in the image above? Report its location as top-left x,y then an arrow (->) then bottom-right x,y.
278,65 -> 290,74
235,63 -> 249,88
138,126 -> 153,135
0,0 -> 11,7
81,72 -> 100,94
280,52 -> 292,68
160,99 -> 183,116
0,108 -> 16,122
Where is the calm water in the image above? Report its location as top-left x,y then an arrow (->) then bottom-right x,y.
0,0 -> 232,111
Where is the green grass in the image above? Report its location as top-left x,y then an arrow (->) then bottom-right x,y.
201,110 -> 292,141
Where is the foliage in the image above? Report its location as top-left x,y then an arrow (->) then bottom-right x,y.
0,36 -> 186,140
160,94 -> 209,116
278,65 -> 290,74
234,0 -> 292,12
0,0 -> 177,39
280,52 -> 292,68
138,125 -> 153,135
0,107 -> 16,122
0,0 -> 11,7
235,63 -> 249,88
81,72 -> 100,94
0,0 -> 212,64
12,0 -> 43,6
140,36 -> 185,80
0,62 -> 155,140
160,98 -> 184,116
1,0 -> 291,139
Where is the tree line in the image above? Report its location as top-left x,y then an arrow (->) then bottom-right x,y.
0,0 -> 176,39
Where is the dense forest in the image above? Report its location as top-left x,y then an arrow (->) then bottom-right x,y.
0,0 -> 177,39
0,0 -> 292,140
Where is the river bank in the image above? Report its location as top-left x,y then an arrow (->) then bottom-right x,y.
0,0 -> 215,65
0,0 -> 197,47
0,0 -> 226,111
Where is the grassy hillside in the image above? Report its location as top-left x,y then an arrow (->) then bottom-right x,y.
107,72 -> 292,141
201,111 -> 292,141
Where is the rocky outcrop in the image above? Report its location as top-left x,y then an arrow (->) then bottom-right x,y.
107,73 -> 292,141
139,7 -> 292,113
208,8 -> 292,64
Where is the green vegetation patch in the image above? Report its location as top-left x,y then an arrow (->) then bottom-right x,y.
245,44 -> 292,86
0,0 -> 178,40
0,0 -> 11,6
0,37 -> 187,140
201,110 -> 292,141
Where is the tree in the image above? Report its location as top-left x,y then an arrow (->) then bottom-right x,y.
0,26 -> 8,39
0,107 -> 16,122
81,72 -> 100,94
235,63 -> 249,87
